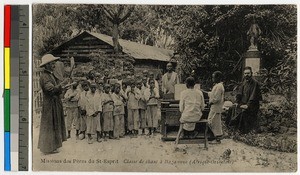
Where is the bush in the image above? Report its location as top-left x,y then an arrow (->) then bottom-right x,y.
259,94 -> 297,133
233,133 -> 297,153
224,92 -> 297,153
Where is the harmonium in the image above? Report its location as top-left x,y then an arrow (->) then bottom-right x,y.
160,84 -> 213,141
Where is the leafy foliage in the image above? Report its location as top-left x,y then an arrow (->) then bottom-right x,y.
33,4 -> 74,58
33,5 -> 297,81
165,5 -> 297,86
89,52 -> 134,76
119,5 -> 176,49
233,132 -> 297,153
223,92 -> 297,153
260,41 -> 296,99
33,4 -> 296,91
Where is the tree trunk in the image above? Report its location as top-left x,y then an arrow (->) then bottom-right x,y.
112,23 -> 122,53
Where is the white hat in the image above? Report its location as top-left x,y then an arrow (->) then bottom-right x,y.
39,54 -> 59,67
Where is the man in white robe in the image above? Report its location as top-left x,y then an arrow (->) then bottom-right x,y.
162,63 -> 179,94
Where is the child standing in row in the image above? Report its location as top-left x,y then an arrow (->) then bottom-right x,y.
96,79 -> 104,139
101,84 -> 114,141
85,83 -> 102,144
64,81 -> 80,139
121,80 -> 130,134
111,83 -> 126,139
127,80 -> 140,137
144,79 -> 160,136
78,81 -> 89,140
136,80 -> 147,135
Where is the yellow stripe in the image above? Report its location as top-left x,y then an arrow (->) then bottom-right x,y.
4,47 -> 10,89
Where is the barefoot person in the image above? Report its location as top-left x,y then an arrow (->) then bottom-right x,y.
64,81 -> 80,139
207,71 -> 225,144
85,83 -> 102,144
38,54 -> 69,154
101,84 -> 114,140
78,81 -> 89,140
136,80 -> 147,135
111,83 -> 126,139
127,80 -> 140,137
144,79 -> 160,136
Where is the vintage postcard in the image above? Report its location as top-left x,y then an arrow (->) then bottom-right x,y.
32,4 -> 297,172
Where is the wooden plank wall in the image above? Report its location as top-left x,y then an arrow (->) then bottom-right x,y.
52,35 -> 132,63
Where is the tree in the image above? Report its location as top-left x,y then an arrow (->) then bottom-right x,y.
120,5 -> 176,49
32,4 -> 75,58
103,5 -> 134,53
166,5 -> 296,87
33,4 -> 297,89
66,5 -> 111,35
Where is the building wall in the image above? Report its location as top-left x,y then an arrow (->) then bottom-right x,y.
134,59 -> 168,79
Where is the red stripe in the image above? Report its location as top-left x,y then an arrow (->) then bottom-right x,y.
4,5 -> 11,47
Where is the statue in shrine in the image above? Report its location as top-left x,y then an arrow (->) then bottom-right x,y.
247,18 -> 261,50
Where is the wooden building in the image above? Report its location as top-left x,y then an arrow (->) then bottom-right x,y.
50,31 -> 175,75
33,31 -> 175,118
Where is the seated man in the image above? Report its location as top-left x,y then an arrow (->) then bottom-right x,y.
179,77 -> 205,138
235,66 -> 262,134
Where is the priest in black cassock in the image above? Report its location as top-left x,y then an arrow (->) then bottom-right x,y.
236,66 -> 262,134
38,54 -> 69,154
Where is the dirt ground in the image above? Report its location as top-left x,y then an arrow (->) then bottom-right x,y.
32,126 -> 297,172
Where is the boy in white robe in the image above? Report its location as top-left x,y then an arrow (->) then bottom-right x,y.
136,80 -> 147,135
85,83 -> 102,144
144,79 -> 160,136
179,77 -> 205,138
64,81 -> 80,139
78,81 -> 89,140
101,84 -> 114,140
127,80 -> 140,137
111,83 -> 126,139
208,71 -> 225,144
162,62 -> 179,94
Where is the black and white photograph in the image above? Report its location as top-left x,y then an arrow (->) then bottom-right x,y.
32,4 -> 297,172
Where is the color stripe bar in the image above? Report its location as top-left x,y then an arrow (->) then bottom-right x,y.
4,132 -> 11,171
4,90 -> 10,131
4,5 -> 11,47
4,5 -> 11,171
4,48 -> 10,89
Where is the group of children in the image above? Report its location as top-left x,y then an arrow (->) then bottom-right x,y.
63,70 -> 160,144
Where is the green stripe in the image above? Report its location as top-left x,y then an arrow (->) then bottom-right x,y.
4,89 -> 10,131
